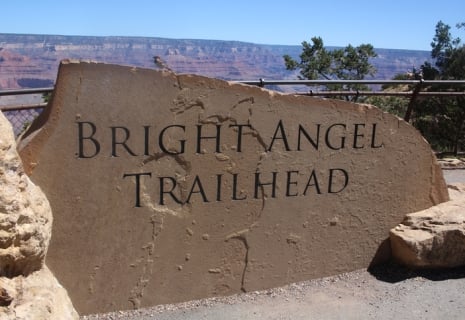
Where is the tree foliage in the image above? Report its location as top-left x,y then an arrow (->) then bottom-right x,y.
366,21 -> 465,155
153,55 -> 172,71
416,21 -> 465,155
283,36 -> 377,101
365,68 -> 421,118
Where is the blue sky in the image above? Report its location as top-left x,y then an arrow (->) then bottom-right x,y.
1,1 -> 464,50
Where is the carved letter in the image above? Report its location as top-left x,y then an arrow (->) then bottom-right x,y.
325,123 -> 346,150
196,124 -> 221,154
159,125 -> 186,155
254,172 -> 278,199
143,125 -> 151,156
77,121 -> 100,158
297,124 -> 320,151
328,168 -> 349,193
232,173 -> 247,200
268,120 -> 291,151
122,172 -> 152,208
229,124 -> 252,152
186,175 -> 209,203
159,176 -> 183,205
110,126 -> 137,157
353,123 -> 365,149
303,170 -> 321,195
286,170 -> 299,197
216,174 -> 223,201
370,123 -> 383,148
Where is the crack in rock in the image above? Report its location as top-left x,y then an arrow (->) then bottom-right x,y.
198,114 -> 235,125
175,74 -> 183,90
244,124 -> 268,151
171,97 -> 205,115
128,213 -> 164,309
231,96 -> 254,117
225,230 -> 250,293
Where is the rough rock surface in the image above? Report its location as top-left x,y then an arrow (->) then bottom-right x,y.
0,113 -> 51,277
390,184 -> 465,268
438,157 -> 465,169
1,267 -> 79,320
0,112 -> 78,319
18,62 -> 449,314
447,183 -> 465,200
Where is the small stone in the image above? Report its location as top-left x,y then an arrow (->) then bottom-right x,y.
215,153 -> 230,161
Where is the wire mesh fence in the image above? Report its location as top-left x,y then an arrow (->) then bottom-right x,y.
3,108 -> 44,136
0,88 -> 50,137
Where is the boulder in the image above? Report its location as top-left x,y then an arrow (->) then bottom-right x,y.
438,157 -> 465,169
18,61 -> 450,314
0,110 -> 51,278
390,186 -> 465,268
0,111 -> 78,319
0,267 -> 79,320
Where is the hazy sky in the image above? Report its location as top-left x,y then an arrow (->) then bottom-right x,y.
2,1 -> 465,50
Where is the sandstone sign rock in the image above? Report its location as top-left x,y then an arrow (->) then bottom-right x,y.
0,112 -> 78,319
18,61 -> 449,315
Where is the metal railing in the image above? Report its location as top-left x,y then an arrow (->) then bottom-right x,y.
235,79 -> 465,122
1,79 -> 465,134
236,79 -> 465,98
237,79 -> 465,86
0,87 -> 52,136
2,79 -> 465,107
0,87 -> 54,96
0,87 -> 52,112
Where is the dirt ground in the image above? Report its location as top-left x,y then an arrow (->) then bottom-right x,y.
81,169 -> 465,320
81,264 -> 465,320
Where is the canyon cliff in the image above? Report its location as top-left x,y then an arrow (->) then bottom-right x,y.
0,33 -> 431,90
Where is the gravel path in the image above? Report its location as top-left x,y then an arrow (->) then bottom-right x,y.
443,169 -> 465,184
82,265 -> 465,320
81,170 -> 465,320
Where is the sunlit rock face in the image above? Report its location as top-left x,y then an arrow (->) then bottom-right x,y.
0,112 -> 78,319
391,189 -> 465,269
0,111 -> 51,277
19,61 -> 448,314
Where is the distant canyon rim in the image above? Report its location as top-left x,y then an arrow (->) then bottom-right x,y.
0,33 -> 432,90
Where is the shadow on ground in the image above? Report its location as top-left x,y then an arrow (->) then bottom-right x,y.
367,229 -> 465,284
369,260 -> 465,283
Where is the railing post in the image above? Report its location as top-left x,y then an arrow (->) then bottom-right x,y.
404,79 -> 423,123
